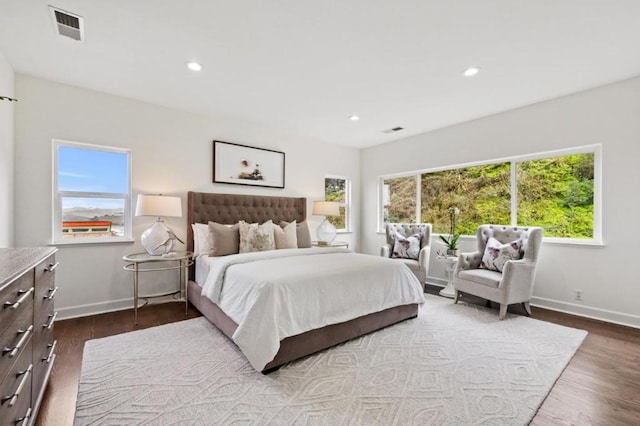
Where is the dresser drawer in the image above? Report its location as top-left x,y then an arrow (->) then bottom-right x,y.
34,274 -> 57,318
0,299 -> 33,383
33,303 -> 56,394
34,254 -> 57,287
0,340 -> 33,426
0,272 -> 34,330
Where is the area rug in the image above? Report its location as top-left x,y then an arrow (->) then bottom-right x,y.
74,294 -> 587,425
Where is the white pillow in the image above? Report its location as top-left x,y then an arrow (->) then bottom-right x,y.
191,223 -> 211,257
480,237 -> 523,272
239,220 -> 276,253
391,232 -> 422,260
274,220 -> 298,249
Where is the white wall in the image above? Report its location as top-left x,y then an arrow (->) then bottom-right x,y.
0,52 -> 14,247
14,74 -> 360,319
361,76 -> 640,328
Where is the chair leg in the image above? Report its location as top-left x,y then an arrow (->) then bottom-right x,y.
522,301 -> 532,316
454,290 -> 460,304
499,304 -> 508,320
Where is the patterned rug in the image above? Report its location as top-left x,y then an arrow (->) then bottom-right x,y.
74,295 -> 587,425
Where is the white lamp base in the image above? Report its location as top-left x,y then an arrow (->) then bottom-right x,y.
317,218 -> 337,244
140,219 -> 174,256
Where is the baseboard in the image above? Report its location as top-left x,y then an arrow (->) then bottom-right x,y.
530,296 -> 640,330
57,285 -> 640,331
427,276 -> 639,329
426,276 -> 446,288
56,298 -> 133,321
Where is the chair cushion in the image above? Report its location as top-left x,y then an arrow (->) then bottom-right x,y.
395,257 -> 420,272
392,232 -> 422,260
458,269 -> 502,288
480,237 -> 522,272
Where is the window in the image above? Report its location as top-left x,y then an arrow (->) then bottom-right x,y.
325,176 -> 351,232
420,163 -> 511,235
382,175 -> 417,223
517,153 -> 595,238
53,140 -> 132,243
379,146 -> 600,243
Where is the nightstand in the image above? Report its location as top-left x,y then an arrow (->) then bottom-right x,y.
311,241 -> 349,248
122,251 -> 193,324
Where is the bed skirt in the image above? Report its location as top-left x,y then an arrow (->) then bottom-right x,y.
187,280 -> 419,373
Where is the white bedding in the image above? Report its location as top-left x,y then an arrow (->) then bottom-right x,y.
199,248 -> 426,371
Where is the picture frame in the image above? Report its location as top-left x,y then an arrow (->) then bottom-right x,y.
212,140 -> 285,188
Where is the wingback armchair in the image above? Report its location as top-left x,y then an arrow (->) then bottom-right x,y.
453,225 -> 543,319
380,223 -> 432,285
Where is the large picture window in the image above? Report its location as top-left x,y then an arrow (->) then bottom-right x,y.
325,176 -> 351,232
382,175 -> 417,224
53,140 -> 132,243
420,163 -> 511,235
379,146 -> 600,243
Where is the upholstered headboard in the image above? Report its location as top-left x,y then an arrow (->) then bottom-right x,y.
187,191 -> 307,277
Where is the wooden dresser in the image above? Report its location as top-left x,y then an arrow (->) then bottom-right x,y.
0,247 -> 58,426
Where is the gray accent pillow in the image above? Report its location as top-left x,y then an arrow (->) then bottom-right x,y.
207,221 -> 240,256
280,220 -> 311,248
274,220 -> 298,249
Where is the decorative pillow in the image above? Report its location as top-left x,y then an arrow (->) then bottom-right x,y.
207,221 -> 240,256
480,237 -> 523,272
280,220 -> 312,248
239,220 -> 276,253
392,232 -> 422,260
191,223 -> 211,257
274,220 -> 298,249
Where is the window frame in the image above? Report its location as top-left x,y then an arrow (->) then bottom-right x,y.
324,175 -> 351,233
52,139 -> 133,245
378,145 -> 602,245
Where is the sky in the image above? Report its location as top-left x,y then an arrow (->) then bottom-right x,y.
58,145 -> 129,209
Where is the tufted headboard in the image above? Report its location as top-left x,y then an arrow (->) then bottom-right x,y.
187,191 -> 307,277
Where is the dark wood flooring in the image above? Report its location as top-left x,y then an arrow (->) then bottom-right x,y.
36,290 -> 640,425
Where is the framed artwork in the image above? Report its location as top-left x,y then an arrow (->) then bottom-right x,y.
212,140 -> 285,188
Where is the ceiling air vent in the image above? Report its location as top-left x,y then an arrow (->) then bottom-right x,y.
382,126 -> 404,134
49,6 -> 84,42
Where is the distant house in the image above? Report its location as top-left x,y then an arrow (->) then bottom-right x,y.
62,221 -> 113,237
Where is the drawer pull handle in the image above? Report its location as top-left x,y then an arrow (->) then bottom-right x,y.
43,340 -> 57,363
2,325 -> 33,358
45,262 -> 59,272
15,407 -> 32,425
1,364 -> 32,407
45,286 -> 59,300
3,287 -> 34,310
44,312 -> 58,330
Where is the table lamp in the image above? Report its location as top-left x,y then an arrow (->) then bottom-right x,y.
135,194 -> 183,255
312,201 -> 340,245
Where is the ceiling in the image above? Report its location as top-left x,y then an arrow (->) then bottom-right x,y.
1,1 -> 640,148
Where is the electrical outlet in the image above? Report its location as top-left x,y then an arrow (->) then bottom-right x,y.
575,289 -> 583,301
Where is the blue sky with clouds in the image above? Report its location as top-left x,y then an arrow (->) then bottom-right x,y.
59,146 -> 128,209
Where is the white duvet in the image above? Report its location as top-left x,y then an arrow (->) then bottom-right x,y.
199,247 -> 425,371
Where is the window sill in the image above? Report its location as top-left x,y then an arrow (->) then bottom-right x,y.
542,238 -> 605,248
51,239 -> 135,247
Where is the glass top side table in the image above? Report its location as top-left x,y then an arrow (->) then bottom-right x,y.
122,251 -> 193,324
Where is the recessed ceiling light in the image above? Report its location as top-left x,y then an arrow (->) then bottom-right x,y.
186,61 -> 202,71
349,115 -> 360,121
463,67 -> 480,77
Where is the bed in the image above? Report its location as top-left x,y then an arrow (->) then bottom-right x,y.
186,191 -> 425,373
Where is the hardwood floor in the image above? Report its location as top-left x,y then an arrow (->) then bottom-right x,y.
37,293 -> 640,425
